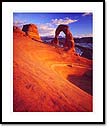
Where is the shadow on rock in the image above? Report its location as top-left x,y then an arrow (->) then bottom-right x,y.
67,70 -> 93,95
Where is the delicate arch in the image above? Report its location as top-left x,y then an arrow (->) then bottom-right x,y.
52,24 -> 75,52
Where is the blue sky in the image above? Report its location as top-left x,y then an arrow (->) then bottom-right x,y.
13,13 -> 93,38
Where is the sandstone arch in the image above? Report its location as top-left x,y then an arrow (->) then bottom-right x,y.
52,24 -> 75,52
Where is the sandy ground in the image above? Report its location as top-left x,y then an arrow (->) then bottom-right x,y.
13,32 -> 93,112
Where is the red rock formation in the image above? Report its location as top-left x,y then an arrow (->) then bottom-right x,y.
13,28 -> 93,112
13,26 -> 25,35
52,24 -> 75,52
22,24 -> 42,41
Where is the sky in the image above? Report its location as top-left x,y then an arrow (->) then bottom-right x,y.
13,13 -> 93,38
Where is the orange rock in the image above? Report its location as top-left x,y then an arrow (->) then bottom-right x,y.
13,24 -> 92,112
22,24 -> 42,41
13,26 -> 25,35
52,24 -> 75,52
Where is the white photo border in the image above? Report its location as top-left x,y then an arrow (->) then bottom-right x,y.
2,1 -> 105,123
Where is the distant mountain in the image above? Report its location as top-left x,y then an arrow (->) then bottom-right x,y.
41,36 -> 93,44
41,36 -> 54,41
74,37 -> 93,44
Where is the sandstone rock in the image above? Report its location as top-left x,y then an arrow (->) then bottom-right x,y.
22,24 -> 42,41
52,24 -> 75,52
13,26 -> 25,35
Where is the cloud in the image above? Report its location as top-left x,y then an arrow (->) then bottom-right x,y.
38,17 -> 78,36
51,17 -> 78,25
13,20 -> 27,28
38,23 -> 55,37
82,12 -> 92,16
74,33 -> 93,38
13,17 -> 78,37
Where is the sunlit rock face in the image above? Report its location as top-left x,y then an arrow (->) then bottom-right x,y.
52,24 -> 75,52
13,23 -> 93,112
22,24 -> 42,41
